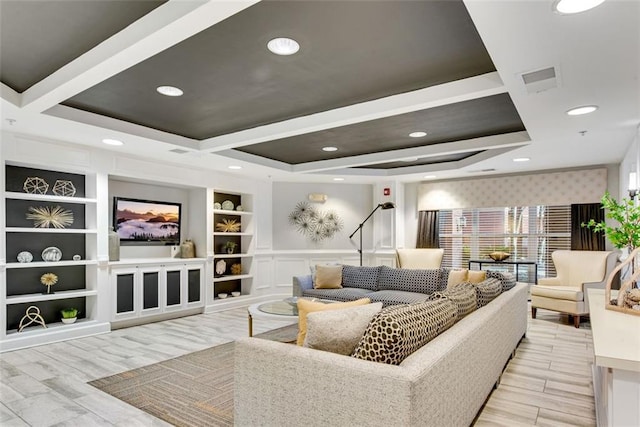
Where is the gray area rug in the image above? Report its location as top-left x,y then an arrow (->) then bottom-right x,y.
89,325 -> 298,427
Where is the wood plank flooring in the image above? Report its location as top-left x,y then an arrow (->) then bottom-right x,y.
0,305 -> 595,426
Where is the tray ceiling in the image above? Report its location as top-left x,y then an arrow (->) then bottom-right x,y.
1,0 -> 539,177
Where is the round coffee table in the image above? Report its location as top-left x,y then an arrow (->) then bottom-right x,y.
247,300 -> 298,337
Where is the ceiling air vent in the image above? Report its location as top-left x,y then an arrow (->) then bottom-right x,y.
520,66 -> 558,94
169,148 -> 189,154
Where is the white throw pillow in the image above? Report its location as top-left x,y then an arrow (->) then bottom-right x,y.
303,302 -> 383,355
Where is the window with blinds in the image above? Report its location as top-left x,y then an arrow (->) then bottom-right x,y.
438,205 -> 571,281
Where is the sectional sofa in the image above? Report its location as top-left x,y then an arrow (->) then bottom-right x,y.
235,266 -> 527,426
293,264 -> 517,306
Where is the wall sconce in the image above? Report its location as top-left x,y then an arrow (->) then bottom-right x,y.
308,193 -> 328,203
629,172 -> 637,199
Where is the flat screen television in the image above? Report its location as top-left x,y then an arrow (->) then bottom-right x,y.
113,197 -> 181,245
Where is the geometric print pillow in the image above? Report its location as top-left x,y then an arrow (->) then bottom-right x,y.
377,266 -> 444,294
341,265 -> 381,291
486,270 -> 517,292
474,278 -> 503,308
429,285 -> 477,319
351,299 -> 457,365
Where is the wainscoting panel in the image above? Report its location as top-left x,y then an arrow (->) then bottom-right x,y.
255,258 -> 274,291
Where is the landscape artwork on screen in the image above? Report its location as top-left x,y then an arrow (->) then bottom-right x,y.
114,197 -> 181,244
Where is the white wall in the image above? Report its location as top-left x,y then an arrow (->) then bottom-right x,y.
108,179 -> 196,259
271,182 -> 374,250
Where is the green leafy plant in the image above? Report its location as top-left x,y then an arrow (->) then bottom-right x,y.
582,191 -> 640,250
223,241 -> 237,253
60,308 -> 78,319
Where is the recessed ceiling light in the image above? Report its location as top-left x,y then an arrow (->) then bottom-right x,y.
267,37 -> 300,56
156,86 -> 184,97
333,177 -> 344,181
553,0 -> 606,14
566,105 -> 598,116
322,146 -> 338,152
228,165 -> 242,170
102,138 -> 123,146
423,175 -> 437,179
513,157 -> 530,162
409,131 -> 427,138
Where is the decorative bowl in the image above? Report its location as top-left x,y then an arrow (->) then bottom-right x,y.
218,293 -> 228,299
231,291 -> 241,297
488,251 -> 510,261
42,246 -> 62,262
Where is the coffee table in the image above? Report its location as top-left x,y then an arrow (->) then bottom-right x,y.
247,300 -> 298,337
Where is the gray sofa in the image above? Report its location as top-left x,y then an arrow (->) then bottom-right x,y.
293,265 -> 516,306
235,282 -> 528,426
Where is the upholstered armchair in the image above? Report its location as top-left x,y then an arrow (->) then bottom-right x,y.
531,250 -> 618,328
395,248 -> 444,269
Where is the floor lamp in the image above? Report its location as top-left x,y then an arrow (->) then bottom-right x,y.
349,202 -> 395,266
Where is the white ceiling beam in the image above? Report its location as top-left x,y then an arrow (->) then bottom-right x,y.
292,131 -> 530,173
200,71 -> 506,151
20,0 -> 260,113
0,83 -> 20,108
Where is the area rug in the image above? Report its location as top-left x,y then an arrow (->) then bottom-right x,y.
89,325 -> 298,427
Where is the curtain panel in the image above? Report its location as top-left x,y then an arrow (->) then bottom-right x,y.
571,203 -> 605,251
416,210 -> 440,248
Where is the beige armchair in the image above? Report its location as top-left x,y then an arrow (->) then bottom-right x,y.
395,248 -> 444,269
531,250 -> 618,328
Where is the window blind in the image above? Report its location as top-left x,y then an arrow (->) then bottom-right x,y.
438,205 -> 571,281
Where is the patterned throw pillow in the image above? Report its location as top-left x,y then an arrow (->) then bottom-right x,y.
486,270 -> 517,292
429,285 -> 477,319
475,278 -> 503,308
377,266 -> 444,294
341,265 -> 381,291
351,299 -> 457,365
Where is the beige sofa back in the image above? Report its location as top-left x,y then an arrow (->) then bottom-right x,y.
235,283 -> 528,426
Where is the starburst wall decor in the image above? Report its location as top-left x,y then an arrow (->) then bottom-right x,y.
26,205 -> 74,229
288,201 -> 343,243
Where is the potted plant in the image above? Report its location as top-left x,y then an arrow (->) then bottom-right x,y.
60,308 -> 78,324
223,241 -> 238,254
583,191 -> 640,252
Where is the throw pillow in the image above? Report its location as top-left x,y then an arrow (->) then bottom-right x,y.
430,285 -> 477,319
467,270 -> 487,283
486,270 -> 517,292
314,265 -> 343,289
351,299 -> 457,365
341,265 -> 381,291
446,269 -> 468,289
303,302 -> 383,355
475,277 -> 502,308
296,298 -> 371,346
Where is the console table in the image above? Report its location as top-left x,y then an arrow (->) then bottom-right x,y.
468,259 -> 538,283
588,289 -> 640,427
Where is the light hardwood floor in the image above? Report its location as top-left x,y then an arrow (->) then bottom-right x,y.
0,306 -> 595,426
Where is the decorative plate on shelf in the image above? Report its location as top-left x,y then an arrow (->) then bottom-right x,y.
213,202 -> 222,210
17,251 -> 33,263
42,246 -> 62,262
221,200 -> 234,211
236,205 -> 243,212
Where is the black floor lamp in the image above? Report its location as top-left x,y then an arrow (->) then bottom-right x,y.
349,202 -> 395,266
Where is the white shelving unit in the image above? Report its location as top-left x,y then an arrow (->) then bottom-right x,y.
1,164 -> 109,352
212,191 -> 254,301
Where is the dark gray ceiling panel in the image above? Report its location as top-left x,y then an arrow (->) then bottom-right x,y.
61,0 -> 495,139
356,151 -> 483,170
0,0 -> 167,92
235,94 -> 524,164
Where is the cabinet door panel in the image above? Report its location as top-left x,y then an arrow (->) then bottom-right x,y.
166,270 -> 181,306
142,272 -> 159,310
188,268 -> 201,303
116,274 -> 135,313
